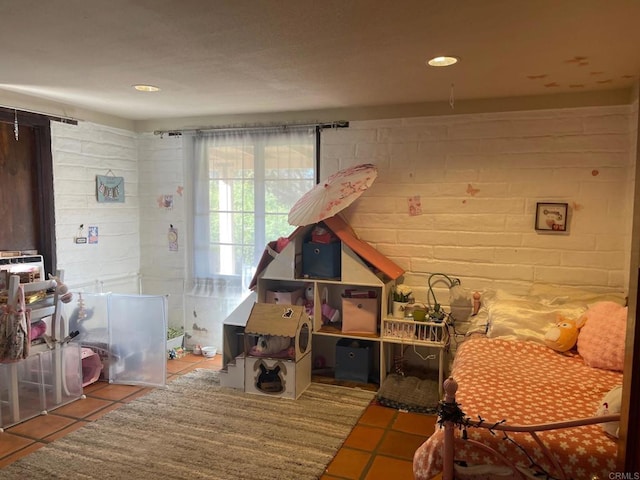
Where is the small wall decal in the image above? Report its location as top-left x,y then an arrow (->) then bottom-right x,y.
88,226 -> 99,244
157,195 -> 173,209
74,224 -> 87,244
408,196 -> 422,216
466,184 -> 480,196
176,186 -> 184,196
168,225 -> 178,251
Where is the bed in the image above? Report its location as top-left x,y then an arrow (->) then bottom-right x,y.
413,287 -> 626,480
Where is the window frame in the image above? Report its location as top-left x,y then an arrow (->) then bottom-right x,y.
193,127 -> 319,285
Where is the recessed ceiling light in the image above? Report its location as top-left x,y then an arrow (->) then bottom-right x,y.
427,56 -> 459,67
133,84 -> 160,92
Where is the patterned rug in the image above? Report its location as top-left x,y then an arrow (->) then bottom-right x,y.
1,369 -> 374,479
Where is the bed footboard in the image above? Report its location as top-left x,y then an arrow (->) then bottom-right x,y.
438,376 -> 620,480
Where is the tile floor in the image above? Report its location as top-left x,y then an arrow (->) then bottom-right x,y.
0,353 -> 438,479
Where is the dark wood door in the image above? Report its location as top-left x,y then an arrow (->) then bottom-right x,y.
0,121 -> 39,252
0,108 -> 56,274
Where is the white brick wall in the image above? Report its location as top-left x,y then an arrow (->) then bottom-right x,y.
50,104 -> 637,351
51,121 -> 140,292
137,132 -> 187,332
323,105 -> 635,303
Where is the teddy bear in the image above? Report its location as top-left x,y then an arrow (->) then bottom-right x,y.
544,315 -> 585,352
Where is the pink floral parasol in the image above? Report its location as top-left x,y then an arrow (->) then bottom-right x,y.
288,163 -> 378,226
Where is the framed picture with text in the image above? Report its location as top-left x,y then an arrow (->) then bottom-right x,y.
535,202 -> 568,232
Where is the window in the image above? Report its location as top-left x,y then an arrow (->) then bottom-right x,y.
191,127 -> 317,309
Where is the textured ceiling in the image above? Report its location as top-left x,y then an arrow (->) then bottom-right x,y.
1,0 -> 639,122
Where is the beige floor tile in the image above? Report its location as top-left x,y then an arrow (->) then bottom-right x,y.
51,396 -> 114,419
325,447 -> 371,479
88,383 -> 144,401
343,424 -> 385,451
7,414 -> 75,439
43,420 -> 90,442
377,430 -> 428,460
392,411 -> 437,436
0,441 -> 43,468
358,404 -> 397,428
363,455 -> 414,480
0,433 -> 34,458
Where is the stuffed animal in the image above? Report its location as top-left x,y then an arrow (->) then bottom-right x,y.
596,385 -> 622,438
49,274 -> 73,304
544,315 -> 585,352
254,335 -> 291,355
301,283 -> 314,319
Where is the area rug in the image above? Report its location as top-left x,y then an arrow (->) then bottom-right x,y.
1,369 -> 374,479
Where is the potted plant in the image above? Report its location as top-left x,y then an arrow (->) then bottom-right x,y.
392,284 -> 413,318
167,326 -> 184,350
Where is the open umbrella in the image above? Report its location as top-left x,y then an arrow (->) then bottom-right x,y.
288,163 -> 378,226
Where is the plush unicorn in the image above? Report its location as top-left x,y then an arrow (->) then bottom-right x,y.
596,385 -> 622,438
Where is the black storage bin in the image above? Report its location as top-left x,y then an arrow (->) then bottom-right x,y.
335,338 -> 372,383
302,241 -> 341,278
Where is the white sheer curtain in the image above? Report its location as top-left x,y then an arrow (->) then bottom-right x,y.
186,127 -> 316,343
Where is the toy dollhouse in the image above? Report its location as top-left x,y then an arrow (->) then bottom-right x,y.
219,215 -> 405,398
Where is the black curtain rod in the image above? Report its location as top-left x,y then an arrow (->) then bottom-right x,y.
153,120 -> 349,137
0,105 -> 78,125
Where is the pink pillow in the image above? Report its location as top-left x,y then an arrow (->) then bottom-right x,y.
577,301 -> 626,371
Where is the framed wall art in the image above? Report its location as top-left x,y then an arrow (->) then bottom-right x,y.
96,173 -> 125,203
535,202 -> 568,232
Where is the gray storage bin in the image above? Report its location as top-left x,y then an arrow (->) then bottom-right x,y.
335,338 -> 372,383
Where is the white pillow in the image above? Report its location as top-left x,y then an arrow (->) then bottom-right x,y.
484,293 -> 587,345
528,284 -> 627,306
596,385 -> 622,438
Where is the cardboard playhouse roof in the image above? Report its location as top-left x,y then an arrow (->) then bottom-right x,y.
245,303 -> 306,337
323,215 -> 404,281
248,215 -> 404,290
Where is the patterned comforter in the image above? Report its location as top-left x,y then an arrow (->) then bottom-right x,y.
413,336 -> 621,479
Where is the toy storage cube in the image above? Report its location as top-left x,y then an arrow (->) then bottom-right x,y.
302,241 -> 341,278
335,338 -> 372,383
0,343 -> 83,429
244,353 -> 311,399
341,297 -> 378,334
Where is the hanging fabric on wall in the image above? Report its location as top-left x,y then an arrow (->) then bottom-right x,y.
0,285 -> 30,362
96,172 -> 125,203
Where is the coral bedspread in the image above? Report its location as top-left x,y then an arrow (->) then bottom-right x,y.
413,336 -> 621,480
